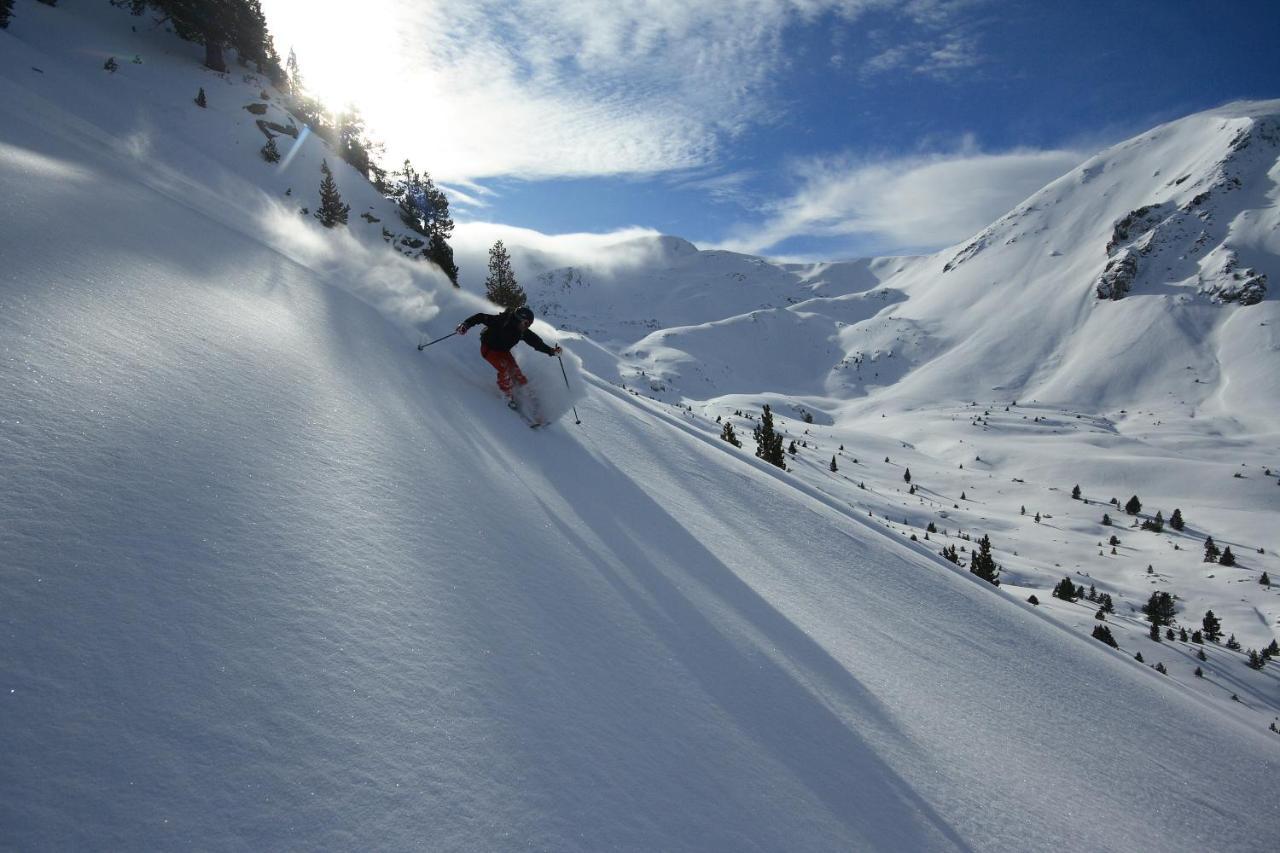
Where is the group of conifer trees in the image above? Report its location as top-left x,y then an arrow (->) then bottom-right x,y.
113,0 -> 281,78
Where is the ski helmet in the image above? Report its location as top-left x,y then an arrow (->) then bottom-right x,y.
514,306 -> 534,323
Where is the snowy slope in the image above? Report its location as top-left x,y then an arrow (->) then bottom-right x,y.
3,5 -> 1280,851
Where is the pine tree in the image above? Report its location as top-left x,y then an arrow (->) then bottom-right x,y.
829,456 -> 838,472
1203,536 -> 1220,563
1125,495 -> 1142,515
1191,630 -> 1203,644
1053,577 -> 1077,601
720,421 -> 741,448
941,544 -> 960,565
1134,652 -> 1144,663
104,56 -> 119,73
903,468 -> 911,483
969,534 -> 1000,586
752,405 -> 786,469
314,159 -> 350,227
1100,593 -> 1114,614
1197,647 -> 1207,661
426,234 -> 459,286
1202,610 -> 1222,643
334,106 -> 372,177
1195,666 -> 1203,678
1218,546 -> 1236,567
260,135 -> 280,163
1169,508 -> 1184,531
122,1 -> 281,78
1072,484 -> 1081,500
1261,571 -> 1272,587
1149,623 -> 1161,642
484,240 -> 526,308
1141,510 -> 1164,532
1226,634 -> 1241,651
1142,591 -> 1176,627
1246,650 -> 1264,670
1092,625 -> 1118,648
0,0 -> 12,29
1102,513 -> 1112,526
787,440 -> 797,456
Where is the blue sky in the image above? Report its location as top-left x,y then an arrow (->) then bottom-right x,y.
262,0 -> 1279,260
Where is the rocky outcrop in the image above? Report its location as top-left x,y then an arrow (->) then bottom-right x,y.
1094,250 -> 1138,300
1095,113 -> 1277,303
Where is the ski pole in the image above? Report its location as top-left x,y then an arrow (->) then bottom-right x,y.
417,331 -> 457,351
557,354 -> 581,425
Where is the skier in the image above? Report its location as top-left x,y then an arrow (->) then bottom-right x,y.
455,305 -> 562,407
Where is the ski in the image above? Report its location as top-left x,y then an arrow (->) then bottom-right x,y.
508,395 -> 547,429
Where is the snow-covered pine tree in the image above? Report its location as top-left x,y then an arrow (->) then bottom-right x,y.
752,405 -> 786,469
260,136 -> 280,163
484,240 -> 526,309
314,160 -> 350,227
1169,508 -> 1185,530
720,421 -> 742,448
969,535 -> 1000,585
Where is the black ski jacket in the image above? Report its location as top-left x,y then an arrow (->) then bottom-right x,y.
461,311 -> 556,354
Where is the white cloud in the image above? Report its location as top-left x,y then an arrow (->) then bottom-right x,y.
261,0 -> 982,184
451,221 -> 664,290
712,143 -> 1087,257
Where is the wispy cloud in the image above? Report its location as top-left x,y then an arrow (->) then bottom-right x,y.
263,0 -> 986,183
712,141 -> 1087,257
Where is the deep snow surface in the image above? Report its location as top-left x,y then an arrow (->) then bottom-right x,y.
2,5 -> 1278,851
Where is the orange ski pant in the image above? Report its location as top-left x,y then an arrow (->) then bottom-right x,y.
481,343 -> 528,395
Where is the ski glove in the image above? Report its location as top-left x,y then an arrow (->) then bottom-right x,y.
455,323 -> 469,335
551,345 -> 562,356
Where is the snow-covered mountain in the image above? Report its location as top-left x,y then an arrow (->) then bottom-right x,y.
523,102 -> 1280,423
2,4 -> 1278,851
